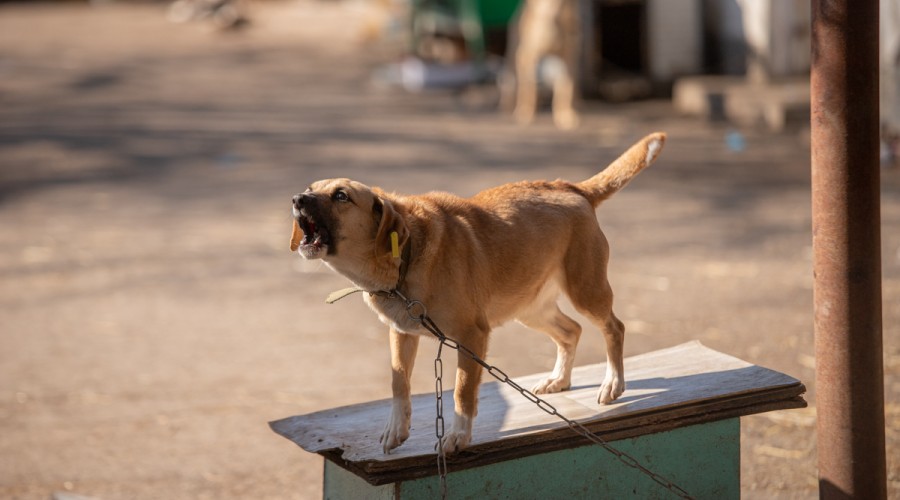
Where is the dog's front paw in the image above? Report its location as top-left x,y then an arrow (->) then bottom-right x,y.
439,414 -> 473,453
439,428 -> 472,454
380,401 -> 411,454
597,375 -> 625,404
531,376 -> 570,395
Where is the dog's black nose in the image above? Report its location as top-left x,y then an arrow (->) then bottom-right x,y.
293,192 -> 318,210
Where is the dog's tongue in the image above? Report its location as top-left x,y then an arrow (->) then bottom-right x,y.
290,219 -> 303,251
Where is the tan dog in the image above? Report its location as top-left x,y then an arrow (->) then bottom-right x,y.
291,133 -> 666,453
502,0 -> 582,130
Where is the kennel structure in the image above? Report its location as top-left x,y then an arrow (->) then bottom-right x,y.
271,342 -> 805,498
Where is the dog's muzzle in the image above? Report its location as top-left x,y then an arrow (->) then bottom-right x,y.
291,193 -> 331,259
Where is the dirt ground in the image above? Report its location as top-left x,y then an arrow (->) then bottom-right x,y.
0,2 -> 898,499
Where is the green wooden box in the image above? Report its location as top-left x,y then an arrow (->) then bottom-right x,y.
271,342 -> 806,499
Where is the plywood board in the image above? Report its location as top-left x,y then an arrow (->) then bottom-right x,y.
270,341 -> 806,485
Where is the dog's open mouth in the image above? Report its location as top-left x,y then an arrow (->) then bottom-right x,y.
295,213 -> 330,259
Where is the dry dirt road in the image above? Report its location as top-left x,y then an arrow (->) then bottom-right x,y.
1,2 -> 898,499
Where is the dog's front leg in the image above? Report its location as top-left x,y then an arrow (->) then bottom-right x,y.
441,333 -> 487,453
380,328 -> 419,453
513,51 -> 539,125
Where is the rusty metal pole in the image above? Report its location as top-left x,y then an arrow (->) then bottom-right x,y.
811,0 -> 887,498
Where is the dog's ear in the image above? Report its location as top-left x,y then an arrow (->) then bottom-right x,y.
373,196 -> 409,259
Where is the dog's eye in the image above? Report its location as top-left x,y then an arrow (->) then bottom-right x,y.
333,190 -> 350,202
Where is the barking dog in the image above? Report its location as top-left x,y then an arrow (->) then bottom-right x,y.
291,133 -> 666,453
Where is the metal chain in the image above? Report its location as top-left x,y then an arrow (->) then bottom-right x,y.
392,289 -> 694,500
434,340 -> 448,499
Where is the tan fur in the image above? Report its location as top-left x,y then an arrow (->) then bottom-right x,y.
291,133 -> 666,453
503,0 -> 582,130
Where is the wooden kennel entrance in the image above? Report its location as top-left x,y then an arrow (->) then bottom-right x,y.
270,342 -> 805,498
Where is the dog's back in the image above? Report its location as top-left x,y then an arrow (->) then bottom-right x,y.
396,133 -> 665,322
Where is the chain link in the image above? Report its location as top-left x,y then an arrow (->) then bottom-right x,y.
390,289 -> 694,500
433,340 -> 448,499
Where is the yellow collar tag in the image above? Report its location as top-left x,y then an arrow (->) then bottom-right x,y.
391,231 -> 400,259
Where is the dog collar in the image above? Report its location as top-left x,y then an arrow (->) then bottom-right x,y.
325,237 -> 412,304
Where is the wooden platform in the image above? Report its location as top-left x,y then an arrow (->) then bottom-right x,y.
270,341 -> 806,486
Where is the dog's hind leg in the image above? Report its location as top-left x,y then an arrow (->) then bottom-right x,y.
569,285 -> 625,404
563,232 -> 626,404
517,284 -> 582,394
570,286 -> 625,404
592,310 -> 626,404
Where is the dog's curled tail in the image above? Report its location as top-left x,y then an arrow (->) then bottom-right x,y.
578,132 -> 666,207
